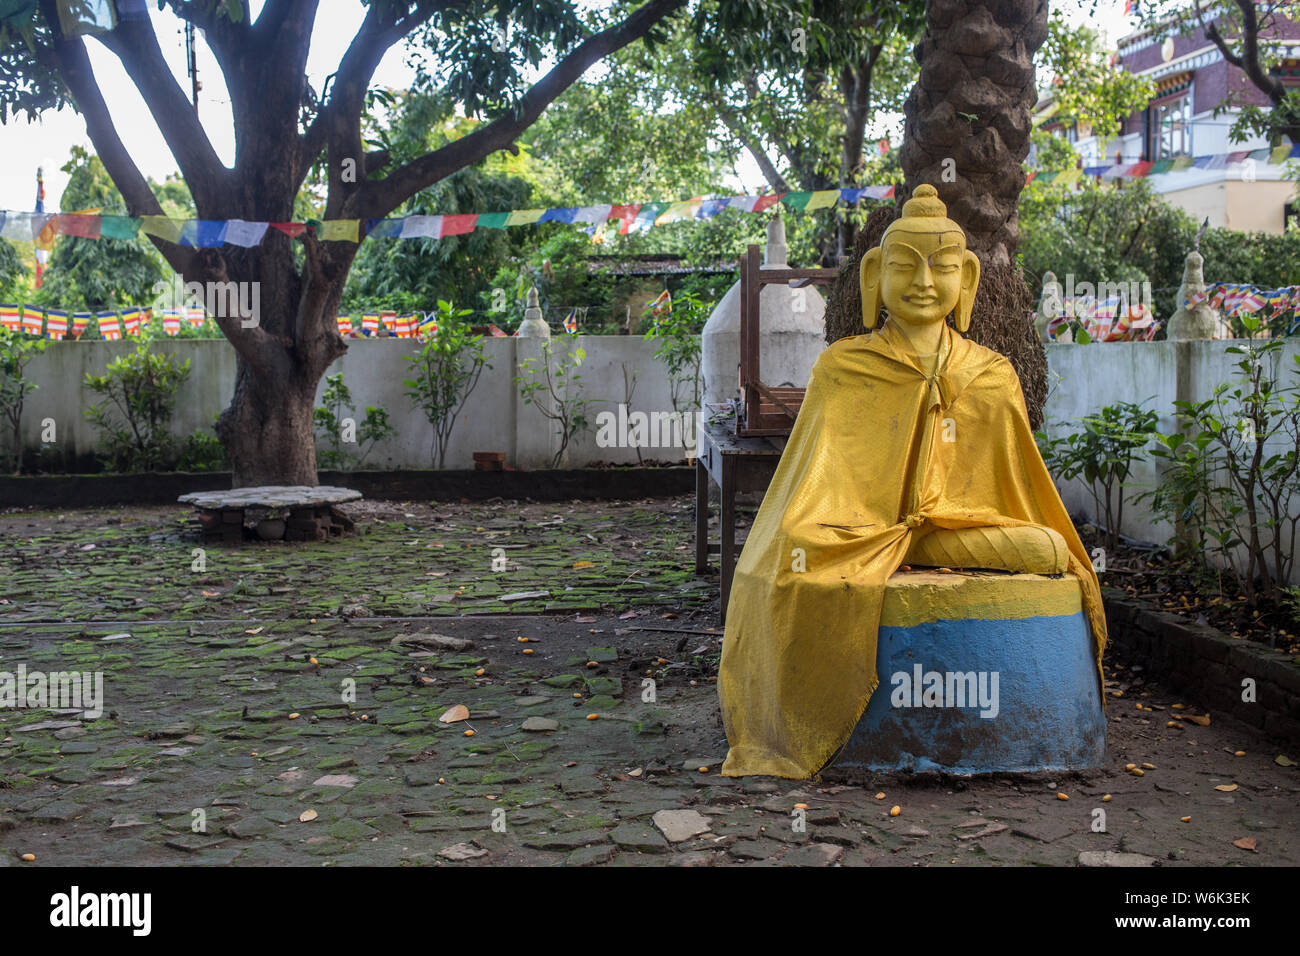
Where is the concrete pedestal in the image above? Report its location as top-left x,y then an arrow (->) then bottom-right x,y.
834,570 -> 1105,774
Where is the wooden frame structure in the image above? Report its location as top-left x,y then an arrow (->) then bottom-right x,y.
737,243 -> 839,437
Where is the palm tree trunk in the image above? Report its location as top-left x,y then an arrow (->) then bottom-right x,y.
824,0 -> 1050,428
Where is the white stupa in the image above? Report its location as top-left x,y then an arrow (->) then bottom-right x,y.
700,215 -> 827,408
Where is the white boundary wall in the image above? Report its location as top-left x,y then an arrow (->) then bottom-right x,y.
9,336 -> 696,471
14,335 -> 1300,558
1043,339 -> 1300,557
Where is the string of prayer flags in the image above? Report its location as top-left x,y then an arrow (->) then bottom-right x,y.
1081,143 -> 1300,180
0,181 -> 909,253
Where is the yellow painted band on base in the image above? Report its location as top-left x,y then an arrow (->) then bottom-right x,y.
880,570 -> 1083,628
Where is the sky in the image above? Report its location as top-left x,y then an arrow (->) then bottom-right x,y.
0,0 -> 1136,213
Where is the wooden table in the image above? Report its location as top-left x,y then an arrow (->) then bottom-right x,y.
694,409 -> 784,623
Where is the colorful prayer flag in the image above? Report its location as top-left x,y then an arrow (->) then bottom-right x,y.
97,312 -> 121,340
20,305 -> 42,334
318,220 -> 359,243
563,309 -> 578,334
44,309 -> 67,339
439,214 -> 477,237
0,304 -> 19,331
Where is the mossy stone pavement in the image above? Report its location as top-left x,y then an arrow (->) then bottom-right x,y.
0,499 -> 1296,866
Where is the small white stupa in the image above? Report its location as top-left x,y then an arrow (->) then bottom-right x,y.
700,215 -> 827,407
516,286 -> 551,339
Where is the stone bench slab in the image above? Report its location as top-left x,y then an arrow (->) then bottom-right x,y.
177,486 -> 362,510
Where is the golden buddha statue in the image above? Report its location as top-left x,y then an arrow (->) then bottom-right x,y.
717,185 -> 1107,779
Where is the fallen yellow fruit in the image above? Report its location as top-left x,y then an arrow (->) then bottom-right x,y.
1142,762 -> 1155,769
20,853 -> 34,862
463,729 -> 475,736
1180,816 -> 1191,823
586,713 -> 599,721
1056,792 -> 1069,800
890,806 -> 901,817
875,792 -> 886,800
1101,794 -> 1112,802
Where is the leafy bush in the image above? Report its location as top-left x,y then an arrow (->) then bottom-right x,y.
1146,318 -> 1300,605
516,342 -> 591,469
1037,400 -> 1159,550
177,424 -> 228,473
403,301 -> 491,468
313,373 -> 396,470
83,342 -> 190,472
643,289 -> 710,415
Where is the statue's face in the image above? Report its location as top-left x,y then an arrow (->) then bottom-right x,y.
880,229 -> 966,329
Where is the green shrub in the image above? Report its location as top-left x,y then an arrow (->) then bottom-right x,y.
313,373 -> 396,470
403,300 -> 491,468
1037,400 -> 1160,551
1146,318 -> 1300,605
83,342 -> 190,472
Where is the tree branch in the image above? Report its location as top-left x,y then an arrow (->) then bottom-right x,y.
300,0 -> 447,198
358,0 -> 686,221
714,97 -> 790,193
83,6 -> 230,212
1205,0 -> 1285,105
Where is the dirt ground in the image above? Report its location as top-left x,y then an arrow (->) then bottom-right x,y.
0,498 -> 1295,866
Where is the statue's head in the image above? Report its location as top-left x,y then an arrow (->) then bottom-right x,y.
860,184 -> 980,334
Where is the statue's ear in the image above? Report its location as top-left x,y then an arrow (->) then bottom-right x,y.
954,249 -> 981,333
859,247 -> 883,330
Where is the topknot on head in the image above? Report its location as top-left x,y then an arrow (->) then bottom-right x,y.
900,184 -> 947,219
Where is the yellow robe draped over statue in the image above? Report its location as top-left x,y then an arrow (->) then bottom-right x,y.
717,320 -> 1108,779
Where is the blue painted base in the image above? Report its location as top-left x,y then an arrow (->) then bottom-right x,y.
834,612 -> 1106,774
